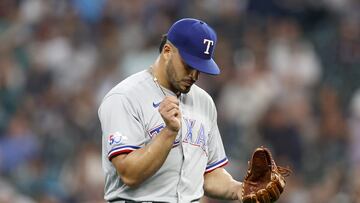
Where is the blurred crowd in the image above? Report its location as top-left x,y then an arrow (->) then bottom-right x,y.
0,0 -> 359,202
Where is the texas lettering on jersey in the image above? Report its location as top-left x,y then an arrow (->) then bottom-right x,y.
148,117 -> 208,155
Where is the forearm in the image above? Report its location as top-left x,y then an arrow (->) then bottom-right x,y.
112,127 -> 177,187
204,168 -> 243,200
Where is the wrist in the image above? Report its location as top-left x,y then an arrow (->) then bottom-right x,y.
235,181 -> 243,201
163,126 -> 179,137
152,127 -> 177,148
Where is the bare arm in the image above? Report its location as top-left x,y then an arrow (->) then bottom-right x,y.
204,167 -> 243,201
111,96 -> 181,188
112,127 -> 177,187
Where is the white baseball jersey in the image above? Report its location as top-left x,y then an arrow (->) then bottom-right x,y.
98,69 -> 228,202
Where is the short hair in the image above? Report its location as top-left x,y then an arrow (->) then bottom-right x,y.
159,34 -> 168,53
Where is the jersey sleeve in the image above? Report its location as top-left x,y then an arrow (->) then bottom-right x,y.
205,106 -> 228,173
99,93 -> 145,161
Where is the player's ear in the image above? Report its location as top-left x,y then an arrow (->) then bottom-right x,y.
162,43 -> 172,61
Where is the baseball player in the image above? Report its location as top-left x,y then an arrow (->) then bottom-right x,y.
98,18 -> 243,202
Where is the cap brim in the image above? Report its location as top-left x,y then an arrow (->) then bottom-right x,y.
178,50 -> 220,75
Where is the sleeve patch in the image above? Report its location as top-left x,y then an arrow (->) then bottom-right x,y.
108,132 -> 128,146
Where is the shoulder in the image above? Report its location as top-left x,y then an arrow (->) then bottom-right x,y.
191,84 -> 215,104
103,70 -> 152,100
98,70 -> 152,112
189,84 -> 217,114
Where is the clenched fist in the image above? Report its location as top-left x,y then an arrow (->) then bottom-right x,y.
158,96 -> 181,134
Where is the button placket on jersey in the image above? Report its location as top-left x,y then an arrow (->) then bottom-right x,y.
176,98 -> 186,202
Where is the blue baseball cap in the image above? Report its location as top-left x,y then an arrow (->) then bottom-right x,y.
167,18 -> 220,75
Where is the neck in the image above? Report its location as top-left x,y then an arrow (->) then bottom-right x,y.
151,58 -> 180,96
151,58 -> 170,90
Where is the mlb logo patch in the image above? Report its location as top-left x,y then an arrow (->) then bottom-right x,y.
108,132 -> 126,145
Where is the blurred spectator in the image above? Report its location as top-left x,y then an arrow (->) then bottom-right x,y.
349,88 -> 360,203
0,111 -> 39,174
217,26 -> 280,163
258,98 -> 304,171
0,53 -> 26,132
61,143 -> 103,202
349,88 -> 360,166
316,86 -> 349,173
267,18 -> 322,93
0,178 -> 35,203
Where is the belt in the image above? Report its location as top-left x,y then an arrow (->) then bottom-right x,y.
108,198 -> 167,203
109,197 -> 200,203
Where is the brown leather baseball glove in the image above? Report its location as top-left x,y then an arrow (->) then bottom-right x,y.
241,147 -> 291,203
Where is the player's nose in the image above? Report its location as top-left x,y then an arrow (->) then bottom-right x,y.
189,69 -> 199,81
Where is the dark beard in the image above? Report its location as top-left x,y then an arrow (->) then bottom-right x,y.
166,60 -> 191,94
